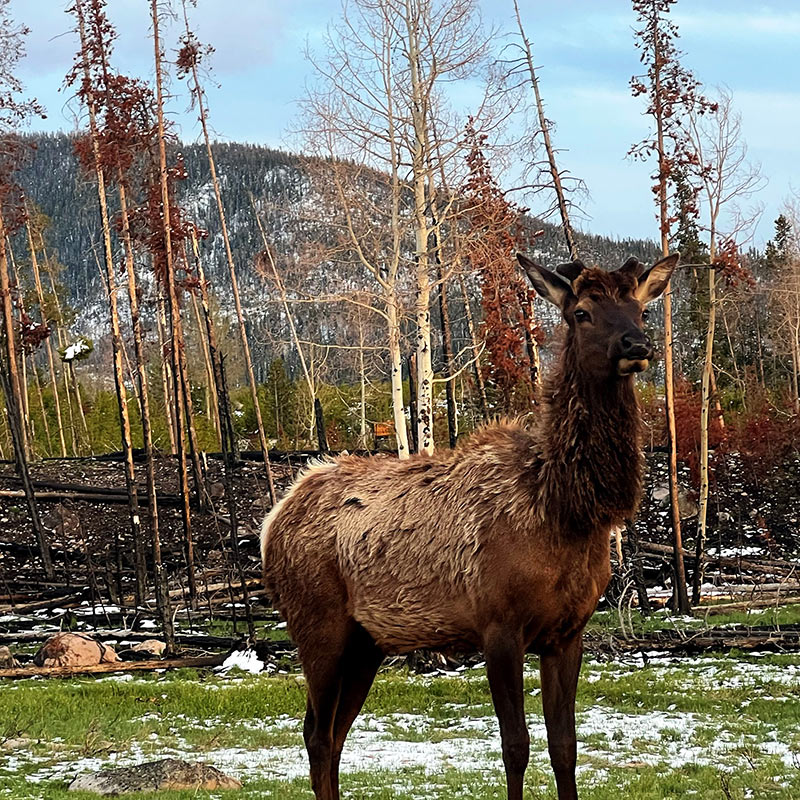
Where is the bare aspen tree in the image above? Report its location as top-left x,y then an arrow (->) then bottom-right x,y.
252,201 -> 316,446
687,89 -> 762,603
302,0 -> 501,457
300,6 -> 412,457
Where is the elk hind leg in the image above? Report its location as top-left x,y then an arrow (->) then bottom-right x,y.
300,621 -> 354,800
329,623 -> 384,800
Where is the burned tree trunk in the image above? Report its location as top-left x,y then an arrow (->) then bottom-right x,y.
0,353 -> 53,579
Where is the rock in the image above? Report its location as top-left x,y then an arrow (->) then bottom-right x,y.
33,633 -> 120,668
1,737 -> 29,750
130,639 -> 166,657
0,645 -> 19,669
42,503 -> 81,537
652,485 -> 670,503
208,481 -> 226,500
117,639 -> 165,662
678,489 -> 699,519
68,758 -> 242,795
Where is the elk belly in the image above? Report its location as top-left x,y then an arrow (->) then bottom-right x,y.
337,526 -> 482,653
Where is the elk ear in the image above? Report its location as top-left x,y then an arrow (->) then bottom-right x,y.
635,253 -> 680,304
517,253 -> 574,309
555,259 -> 586,282
617,256 -> 645,279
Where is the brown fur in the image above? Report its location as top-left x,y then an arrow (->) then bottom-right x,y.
261,261 -> 668,800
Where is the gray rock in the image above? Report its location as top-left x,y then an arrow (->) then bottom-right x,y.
652,485 -> 670,503
208,481 -> 226,500
68,758 -> 242,795
0,645 -> 18,669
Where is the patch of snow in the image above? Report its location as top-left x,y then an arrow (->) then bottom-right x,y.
62,340 -> 91,362
216,649 -> 264,675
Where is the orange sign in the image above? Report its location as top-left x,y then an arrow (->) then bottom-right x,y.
373,421 -> 394,438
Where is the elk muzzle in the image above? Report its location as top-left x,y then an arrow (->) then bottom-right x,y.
614,332 -> 653,376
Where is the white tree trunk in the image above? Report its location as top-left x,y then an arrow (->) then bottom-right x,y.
387,299 -> 410,459
406,2 -> 434,455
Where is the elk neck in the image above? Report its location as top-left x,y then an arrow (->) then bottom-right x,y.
532,331 -> 644,535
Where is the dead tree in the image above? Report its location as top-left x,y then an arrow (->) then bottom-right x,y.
511,0 -> 582,260
176,3 -> 276,501
629,0 -> 716,613
0,352 -> 53,579
147,0 -> 203,601
69,0 -> 147,605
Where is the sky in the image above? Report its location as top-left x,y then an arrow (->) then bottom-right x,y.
8,0 -> 800,247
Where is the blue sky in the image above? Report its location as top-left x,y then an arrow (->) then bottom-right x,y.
9,0 -> 800,246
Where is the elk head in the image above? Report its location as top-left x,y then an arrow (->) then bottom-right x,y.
517,252 -> 680,380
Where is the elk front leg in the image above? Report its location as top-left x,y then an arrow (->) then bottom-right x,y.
540,636 -> 583,800
484,626 -> 528,800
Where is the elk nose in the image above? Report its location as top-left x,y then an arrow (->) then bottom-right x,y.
620,333 -> 651,359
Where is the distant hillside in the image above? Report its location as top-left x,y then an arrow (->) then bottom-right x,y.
14,133 -> 660,382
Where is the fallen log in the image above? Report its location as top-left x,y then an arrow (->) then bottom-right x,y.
0,629 -> 241,648
0,653 -> 226,679
639,540 -> 800,573
0,591 -> 88,614
696,595 -> 800,615
585,627 -> 800,656
0,489 -> 184,506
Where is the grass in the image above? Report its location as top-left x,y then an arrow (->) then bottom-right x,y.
586,601 -> 800,637
2,612 -> 800,798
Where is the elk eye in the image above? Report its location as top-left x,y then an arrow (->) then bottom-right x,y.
574,309 -> 590,323
641,308 -> 650,321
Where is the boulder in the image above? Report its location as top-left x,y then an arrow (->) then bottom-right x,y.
42,503 -> 81,537
208,481 -> 226,500
34,633 -> 119,668
68,758 -> 241,795
0,645 -> 19,669
678,489 -> 699,519
130,639 -> 166,657
652,485 -> 670,503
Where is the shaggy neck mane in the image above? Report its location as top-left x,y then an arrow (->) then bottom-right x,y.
533,331 -> 643,535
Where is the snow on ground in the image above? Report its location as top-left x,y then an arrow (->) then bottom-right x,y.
5,654 -> 799,790
20,704 -> 797,786
215,648 -> 265,675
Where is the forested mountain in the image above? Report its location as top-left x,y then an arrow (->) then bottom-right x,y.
14,133 -> 660,386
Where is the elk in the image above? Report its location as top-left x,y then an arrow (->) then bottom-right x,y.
261,252 -> 679,800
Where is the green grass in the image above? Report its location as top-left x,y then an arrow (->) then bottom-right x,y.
3,612 -> 800,799
201,618 -> 291,642
587,602 -> 800,637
